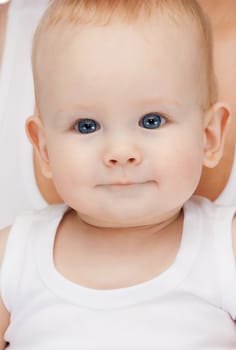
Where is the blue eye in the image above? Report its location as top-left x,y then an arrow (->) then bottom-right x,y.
74,119 -> 100,134
139,113 -> 166,129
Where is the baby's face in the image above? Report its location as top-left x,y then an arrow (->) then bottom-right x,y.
35,17 -> 210,227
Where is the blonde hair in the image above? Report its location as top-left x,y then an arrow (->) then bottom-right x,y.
33,0 -> 217,108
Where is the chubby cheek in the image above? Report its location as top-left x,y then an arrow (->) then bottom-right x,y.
46,141 -> 96,203
172,152 -> 203,190
152,137 -> 204,199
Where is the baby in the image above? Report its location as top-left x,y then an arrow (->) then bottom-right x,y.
0,0 -> 235,348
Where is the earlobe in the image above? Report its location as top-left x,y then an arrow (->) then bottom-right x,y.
26,114 -> 52,178
203,103 -> 230,168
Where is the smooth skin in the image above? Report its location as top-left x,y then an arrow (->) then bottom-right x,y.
30,19 -> 226,226
1,1 -> 236,203
25,17 -> 229,287
33,0 -> 236,203
196,0 -> 236,199
0,7 -> 235,349
0,2 -> 61,204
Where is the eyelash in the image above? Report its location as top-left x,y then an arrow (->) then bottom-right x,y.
73,113 -> 167,134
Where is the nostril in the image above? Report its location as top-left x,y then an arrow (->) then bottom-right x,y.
105,156 -> 140,167
109,159 -> 117,165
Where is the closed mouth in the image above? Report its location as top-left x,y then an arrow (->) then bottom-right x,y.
111,182 -> 140,186
106,181 -> 154,186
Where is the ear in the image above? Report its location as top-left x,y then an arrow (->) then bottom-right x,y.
203,103 -> 230,168
26,112 -> 52,178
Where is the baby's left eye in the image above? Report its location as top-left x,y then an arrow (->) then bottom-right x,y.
73,118 -> 100,134
139,113 -> 166,129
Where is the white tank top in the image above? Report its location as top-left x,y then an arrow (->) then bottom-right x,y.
215,148 -> 236,205
1,196 -> 236,349
0,0 -> 48,229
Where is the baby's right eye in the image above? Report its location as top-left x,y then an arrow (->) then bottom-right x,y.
73,119 -> 100,134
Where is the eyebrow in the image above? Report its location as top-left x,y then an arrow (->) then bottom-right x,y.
57,97 -> 182,113
55,96 -> 182,122
55,105 -> 97,118
137,96 -> 182,108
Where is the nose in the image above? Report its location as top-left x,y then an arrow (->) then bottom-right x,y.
103,141 -> 142,168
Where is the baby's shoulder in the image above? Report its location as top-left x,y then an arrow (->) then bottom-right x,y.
0,205 -> 66,266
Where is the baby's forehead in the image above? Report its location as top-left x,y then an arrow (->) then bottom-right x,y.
34,17 -> 207,118
37,19 -> 202,78
35,17 -> 205,107
33,0 -> 215,113
37,15 -> 202,67
33,0 -> 210,84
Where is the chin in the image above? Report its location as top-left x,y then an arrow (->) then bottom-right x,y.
96,207 -> 155,228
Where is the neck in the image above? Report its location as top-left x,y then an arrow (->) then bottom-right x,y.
66,208 -> 183,251
198,0 -> 236,25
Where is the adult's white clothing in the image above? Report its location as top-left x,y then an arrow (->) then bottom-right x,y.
1,196 -> 236,349
0,0 -> 48,229
215,149 -> 236,205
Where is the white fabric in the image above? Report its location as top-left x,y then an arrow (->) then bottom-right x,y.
215,148 -> 236,205
1,196 -> 236,349
0,0 -> 48,229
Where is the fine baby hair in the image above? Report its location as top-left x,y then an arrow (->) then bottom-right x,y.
32,0 -> 216,108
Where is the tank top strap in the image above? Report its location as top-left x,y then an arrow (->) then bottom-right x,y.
0,204 -> 67,312
0,212 -> 34,311
212,203 -> 236,319
183,196 -> 236,318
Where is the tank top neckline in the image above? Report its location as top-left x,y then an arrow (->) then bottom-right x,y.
36,199 -> 203,310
